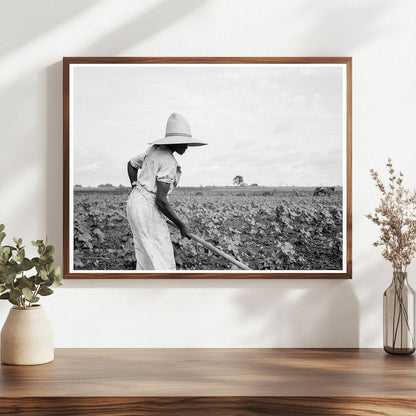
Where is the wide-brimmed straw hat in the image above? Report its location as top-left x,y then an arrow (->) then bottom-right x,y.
149,113 -> 207,147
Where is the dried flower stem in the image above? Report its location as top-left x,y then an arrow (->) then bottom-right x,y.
366,158 -> 416,272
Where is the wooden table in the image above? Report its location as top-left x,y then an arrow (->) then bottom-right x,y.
1,348 -> 415,415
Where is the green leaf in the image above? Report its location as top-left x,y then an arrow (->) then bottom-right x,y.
22,287 -> 34,300
17,248 -> 25,263
13,237 -> 22,248
34,274 -> 43,285
52,266 -> 62,278
0,247 -> 10,265
0,232 -> 5,245
0,246 -> 10,255
0,224 -> 5,232
40,269 -> 48,281
9,288 -> 21,301
2,271 -> 16,285
0,292 -> 10,299
38,287 -> 53,296
43,256 -> 54,267
21,258 -> 34,271
0,285 -> 6,294
44,276 -> 55,287
52,267 -> 63,286
45,245 -> 55,256
17,276 -> 35,291
32,240 -> 43,247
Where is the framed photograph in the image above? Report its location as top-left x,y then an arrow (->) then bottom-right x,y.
63,57 -> 352,279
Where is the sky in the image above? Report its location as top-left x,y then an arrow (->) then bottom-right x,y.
72,63 -> 346,187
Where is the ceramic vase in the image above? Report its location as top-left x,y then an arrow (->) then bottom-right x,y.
1,305 -> 54,365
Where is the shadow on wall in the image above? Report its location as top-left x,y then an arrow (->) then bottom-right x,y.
80,0 -> 204,55
44,0 -> 205,264
354,245 -> 397,348
290,0 -> 394,53
46,62 -> 64,263
0,0 -> 101,57
233,279 -> 359,348
56,276 -> 359,348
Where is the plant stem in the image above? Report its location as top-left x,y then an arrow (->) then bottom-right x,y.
392,286 -> 397,346
391,275 -> 415,350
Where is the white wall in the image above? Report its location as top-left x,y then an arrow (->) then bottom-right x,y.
1,0 -> 415,347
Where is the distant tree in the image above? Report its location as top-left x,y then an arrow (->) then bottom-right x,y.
233,175 -> 244,186
98,183 -> 114,188
250,183 -> 258,187
74,184 -> 82,188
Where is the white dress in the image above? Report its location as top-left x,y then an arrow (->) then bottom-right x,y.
126,146 -> 181,270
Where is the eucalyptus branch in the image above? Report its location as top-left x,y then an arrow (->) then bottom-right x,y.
0,225 -> 63,309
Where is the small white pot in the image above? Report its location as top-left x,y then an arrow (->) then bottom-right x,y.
1,305 -> 54,365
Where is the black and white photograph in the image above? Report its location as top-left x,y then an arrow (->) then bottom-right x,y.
64,57 -> 352,278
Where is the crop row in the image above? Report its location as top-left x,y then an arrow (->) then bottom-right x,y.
73,190 -> 343,271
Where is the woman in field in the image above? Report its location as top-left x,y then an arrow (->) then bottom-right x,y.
126,113 -> 207,270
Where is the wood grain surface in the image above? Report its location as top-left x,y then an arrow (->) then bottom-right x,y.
1,348 -> 415,415
1,397 -> 416,416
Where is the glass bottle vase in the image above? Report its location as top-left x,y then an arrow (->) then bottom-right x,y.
383,271 -> 415,355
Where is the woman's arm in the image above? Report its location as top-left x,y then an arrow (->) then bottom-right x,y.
127,161 -> 138,188
155,181 -> 191,238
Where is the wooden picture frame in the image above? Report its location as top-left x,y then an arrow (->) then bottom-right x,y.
63,57 -> 352,279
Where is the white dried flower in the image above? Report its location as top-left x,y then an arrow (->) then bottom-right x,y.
366,159 -> 416,272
